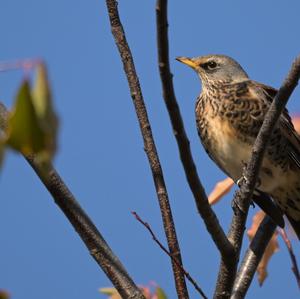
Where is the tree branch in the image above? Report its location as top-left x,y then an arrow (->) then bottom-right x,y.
155,0 -> 234,260
104,1 -> 189,298
214,55 -> 300,299
27,157 -> 146,299
0,101 -> 145,299
132,211 -> 208,299
231,215 -> 276,299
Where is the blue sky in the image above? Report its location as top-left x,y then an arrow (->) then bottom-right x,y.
1,1 -> 300,298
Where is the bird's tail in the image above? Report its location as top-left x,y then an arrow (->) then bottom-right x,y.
286,214 -> 300,240
272,184 -> 300,240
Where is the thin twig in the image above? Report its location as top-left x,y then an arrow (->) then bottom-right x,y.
104,1 -> 189,298
0,102 -> 145,299
132,211 -> 208,299
214,55 -> 300,299
230,215 -> 276,299
155,0 -> 234,260
279,228 -> 300,289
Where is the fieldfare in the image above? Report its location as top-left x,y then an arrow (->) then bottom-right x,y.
177,54 -> 300,238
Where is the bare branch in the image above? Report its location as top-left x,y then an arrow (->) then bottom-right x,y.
0,103 -> 145,299
231,216 -> 276,299
28,159 -> 146,299
132,211 -> 208,299
104,1 -> 189,298
155,0 -> 234,260
214,55 -> 300,299
279,228 -> 300,289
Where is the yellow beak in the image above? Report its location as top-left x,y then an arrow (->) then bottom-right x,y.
176,57 -> 197,69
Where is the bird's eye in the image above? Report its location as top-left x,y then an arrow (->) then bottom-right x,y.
201,61 -> 218,71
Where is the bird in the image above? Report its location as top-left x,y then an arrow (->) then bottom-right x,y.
176,54 -> 300,238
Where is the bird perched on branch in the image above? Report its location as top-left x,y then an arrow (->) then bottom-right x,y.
177,54 -> 300,238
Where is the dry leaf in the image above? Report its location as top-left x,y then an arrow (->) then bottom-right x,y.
292,115 -> 300,134
247,210 -> 279,285
208,177 -> 234,205
140,287 -> 153,299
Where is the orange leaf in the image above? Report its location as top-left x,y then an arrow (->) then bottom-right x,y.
247,210 -> 279,285
208,177 -> 234,205
292,115 -> 300,134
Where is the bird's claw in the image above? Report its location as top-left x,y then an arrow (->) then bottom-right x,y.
236,175 -> 261,189
236,175 -> 248,187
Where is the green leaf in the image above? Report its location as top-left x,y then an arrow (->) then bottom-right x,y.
31,62 -> 58,158
156,287 -> 168,299
7,80 -> 45,155
6,62 -> 58,170
0,103 -> 8,167
99,287 -> 117,295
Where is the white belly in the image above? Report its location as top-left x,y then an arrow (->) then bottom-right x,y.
208,117 -> 284,194
210,121 -> 251,181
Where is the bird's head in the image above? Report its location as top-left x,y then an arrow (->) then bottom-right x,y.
176,54 -> 249,89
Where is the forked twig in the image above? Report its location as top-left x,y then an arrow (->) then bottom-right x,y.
132,211 -> 208,299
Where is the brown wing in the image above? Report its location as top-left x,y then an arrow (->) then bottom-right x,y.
252,80 -> 300,169
221,80 -> 269,140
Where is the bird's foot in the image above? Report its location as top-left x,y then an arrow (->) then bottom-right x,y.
236,175 -> 249,187
236,161 -> 249,187
236,176 -> 261,189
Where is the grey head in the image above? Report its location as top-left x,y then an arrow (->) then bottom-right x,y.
176,54 -> 249,88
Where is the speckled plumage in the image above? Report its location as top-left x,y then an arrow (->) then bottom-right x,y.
177,54 -> 300,238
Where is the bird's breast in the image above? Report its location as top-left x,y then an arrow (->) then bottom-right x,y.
197,111 -> 286,194
201,114 -> 252,182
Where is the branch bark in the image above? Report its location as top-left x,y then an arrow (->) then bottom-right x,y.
0,99 -> 145,299
214,55 -> 300,299
155,0 -> 234,260
27,157 -> 146,299
231,215 -> 276,299
105,1 -> 189,298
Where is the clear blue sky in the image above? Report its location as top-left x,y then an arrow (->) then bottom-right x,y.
1,1 -> 300,298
